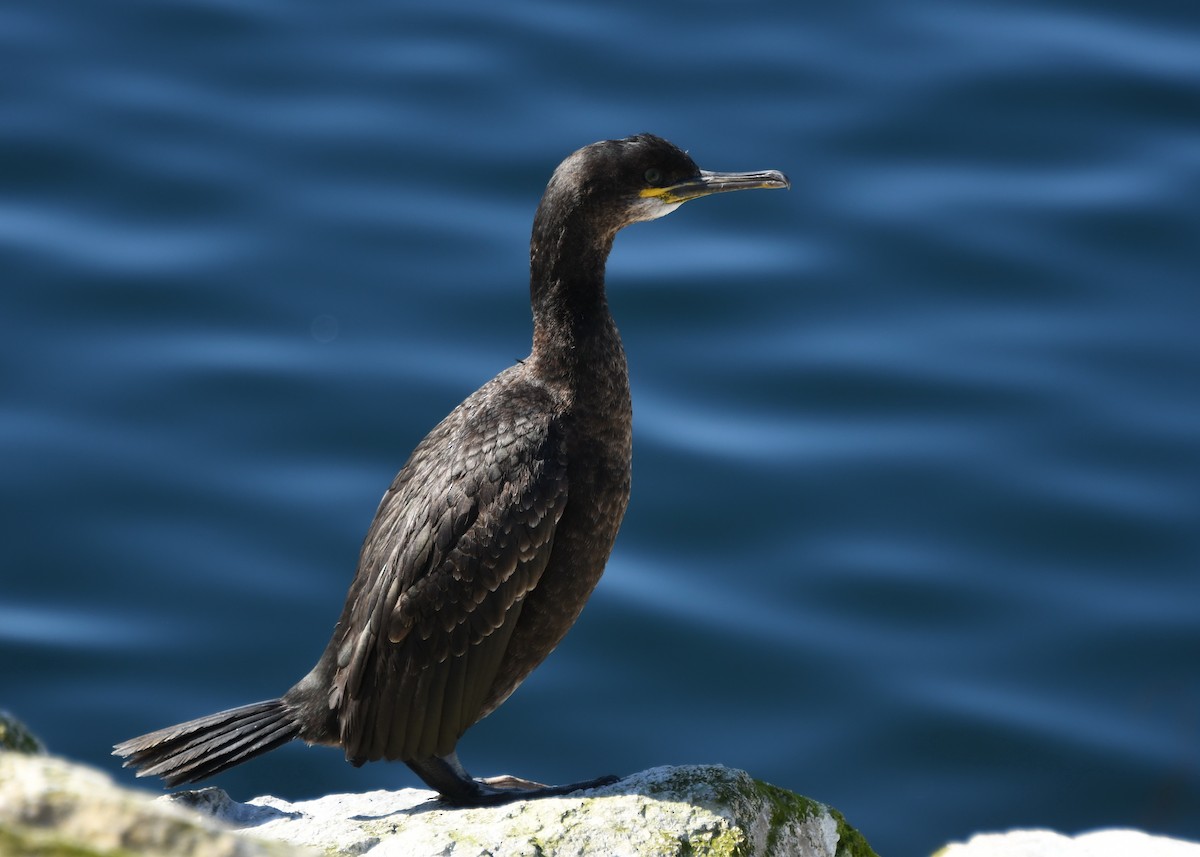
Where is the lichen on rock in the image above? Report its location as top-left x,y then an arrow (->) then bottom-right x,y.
0,710 -> 46,755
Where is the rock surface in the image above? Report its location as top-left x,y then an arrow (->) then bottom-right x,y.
8,713 -> 1191,857
0,750 -> 305,856
0,746 -> 874,857
935,828 -> 1200,857
169,764 -> 876,857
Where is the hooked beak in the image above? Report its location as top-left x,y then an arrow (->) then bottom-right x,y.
640,168 -> 791,205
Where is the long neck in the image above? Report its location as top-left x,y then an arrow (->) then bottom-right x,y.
527,198 -> 622,386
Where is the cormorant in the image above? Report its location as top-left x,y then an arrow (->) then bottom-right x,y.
114,134 -> 789,806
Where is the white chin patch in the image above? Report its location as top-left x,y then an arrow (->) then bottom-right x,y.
629,196 -> 684,223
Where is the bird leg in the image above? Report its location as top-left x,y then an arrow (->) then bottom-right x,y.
407,752 -> 618,807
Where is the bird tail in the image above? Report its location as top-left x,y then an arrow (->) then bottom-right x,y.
113,699 -> 300,787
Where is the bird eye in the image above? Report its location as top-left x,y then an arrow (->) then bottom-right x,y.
644,168 -> 662,186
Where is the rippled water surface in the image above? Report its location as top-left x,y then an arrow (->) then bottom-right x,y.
4,1 -> 1199,854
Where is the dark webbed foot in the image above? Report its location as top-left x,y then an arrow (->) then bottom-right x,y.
407,753 -> 618,807
468,772 -> 620,806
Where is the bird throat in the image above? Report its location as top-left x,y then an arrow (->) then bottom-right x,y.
528,206 -> 620,385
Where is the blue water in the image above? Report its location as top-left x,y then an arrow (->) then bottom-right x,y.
3,1 -> 1199,854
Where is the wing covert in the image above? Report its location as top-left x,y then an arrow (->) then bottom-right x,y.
328,382 -> 569,762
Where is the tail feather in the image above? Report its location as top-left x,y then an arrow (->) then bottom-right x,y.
136,704 -> 285,779
113,699 -> 299,787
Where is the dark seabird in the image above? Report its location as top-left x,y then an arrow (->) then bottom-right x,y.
114,134 -> 789,806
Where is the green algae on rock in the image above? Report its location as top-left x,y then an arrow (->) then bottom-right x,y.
0,710 -> 45,755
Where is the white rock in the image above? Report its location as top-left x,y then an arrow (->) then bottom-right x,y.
0,751 -> 306,856
168,764 -> 875,857
935,828 -> 1200,857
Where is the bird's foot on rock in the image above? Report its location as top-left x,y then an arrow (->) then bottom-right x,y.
478,774 -> 547,790
458,773 -> 620,806
409,751 -> 618,807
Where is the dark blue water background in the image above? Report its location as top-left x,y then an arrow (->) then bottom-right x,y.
3,1 -> 1199,854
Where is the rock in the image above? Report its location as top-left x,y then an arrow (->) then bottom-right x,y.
934,828 -> 1200,857
0,750 -> 309,857
9,743 -> 1194,857
168,764 -> 877,857
1,744 -> 870,856
0,710 -> 45,754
